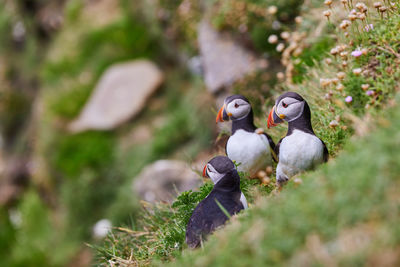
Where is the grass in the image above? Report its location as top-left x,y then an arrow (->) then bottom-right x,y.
170,94 -> 400,266
94,1 -> 400,266
93,174 -> 269,266
167,2 -> 400,265
2,0 -> 400,266
51,131 -> 115,177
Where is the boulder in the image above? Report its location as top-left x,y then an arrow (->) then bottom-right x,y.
198,21 -> 268,93
133,160 -> 201,203
69,60 -> 164,132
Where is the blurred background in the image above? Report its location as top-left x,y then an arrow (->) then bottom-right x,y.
0,0 -> 306,266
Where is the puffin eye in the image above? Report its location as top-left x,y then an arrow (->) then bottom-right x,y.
207,167 -> 211,172
234,103 -> 239,108
282,101 -> 288,108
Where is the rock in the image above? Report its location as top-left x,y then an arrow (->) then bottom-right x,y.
69,60 -> 164,132
187,56 -> 203,76
198,21 -> 267,93
133,160 -> 201,203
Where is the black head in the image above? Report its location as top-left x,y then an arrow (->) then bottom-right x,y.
203,156 -> 237,184
275,92 -> 305,105
267,92 -> 312,133
216,95 -> 252,122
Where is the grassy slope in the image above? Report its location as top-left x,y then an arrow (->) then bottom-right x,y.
167,3 -> 400,266
170,95 -> 400,266
93,1 -> 400,266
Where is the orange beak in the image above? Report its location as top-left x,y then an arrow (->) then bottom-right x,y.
216,104 -> 225,123
267,106 -> 278,128
203,165 -> 208,177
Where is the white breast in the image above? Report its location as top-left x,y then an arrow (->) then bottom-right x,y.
226,130 -> 272,176
278,129 -> 324,178
240,192 -> 248,209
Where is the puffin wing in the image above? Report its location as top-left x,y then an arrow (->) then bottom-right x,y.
274,137 -> 284,159
186,201 -> 208,248
262,133 -> 278,163
186,194 -> 228,248
321,139 -> 329,162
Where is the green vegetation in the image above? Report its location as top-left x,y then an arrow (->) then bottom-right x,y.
94,1 -> 400,266
93,174 -> 270,265
171,95 -> 400,266
1,0 -> 399,266
211,0 -> 303,53
1,0 -> 211,266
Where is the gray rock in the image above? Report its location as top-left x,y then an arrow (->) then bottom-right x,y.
69,60 -> 164,132
187,56 -> 203,76
198,21 -> 268,93
133,160 -> 201,203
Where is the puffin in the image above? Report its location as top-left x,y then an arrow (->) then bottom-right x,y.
216,95 -> 277,177
205,155 -> 248,209
267,92 -> 328,185
186,156 -> 244,249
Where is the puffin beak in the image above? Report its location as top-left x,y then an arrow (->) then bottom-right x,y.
267,105 -> 284,128
216,104 -> 230,123
202,165 -> 208,178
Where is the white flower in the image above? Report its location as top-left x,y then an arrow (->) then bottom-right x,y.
268,6 -> 278,15
268,34 -> 278,44
93,219 -> 112,238
276,43 -> 285,52
353,68 -> 362,75
323,10 -> 332,18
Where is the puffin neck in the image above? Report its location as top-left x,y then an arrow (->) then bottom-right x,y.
214,170 -> 241,193
287,102 -> 315,135
231,109 -> 256,134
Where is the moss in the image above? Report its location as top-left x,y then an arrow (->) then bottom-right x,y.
151,110 -> 193,159
0,208 -> 15,267
59,168 -> 125,240
51,131 -> 115,177
6,191 -> 53,266
49,84 -> 92,119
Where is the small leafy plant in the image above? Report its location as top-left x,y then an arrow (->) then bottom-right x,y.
93,171 -> 271,265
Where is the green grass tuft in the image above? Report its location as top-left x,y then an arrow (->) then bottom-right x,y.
51,131 -> 115,177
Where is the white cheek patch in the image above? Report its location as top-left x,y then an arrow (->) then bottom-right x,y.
286,101 -> 305,122
207,164 -> 224,184
226,100 -> 251,120
276,98 -> 305,122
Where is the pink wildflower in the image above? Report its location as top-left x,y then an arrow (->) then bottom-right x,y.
366,90 -> 374,96
345,96 -> 353,103
364,24 -> 374,32
351,50 -> 363,57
